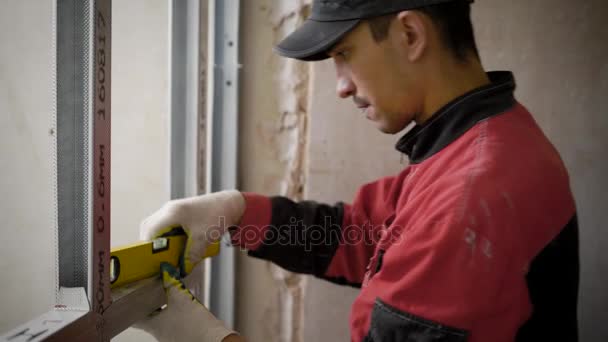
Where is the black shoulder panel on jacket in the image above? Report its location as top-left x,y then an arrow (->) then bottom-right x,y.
516,214 -> 580,341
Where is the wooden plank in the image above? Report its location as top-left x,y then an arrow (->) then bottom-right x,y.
103,277 -> 166,339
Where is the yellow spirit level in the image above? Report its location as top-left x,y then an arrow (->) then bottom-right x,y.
110,233 -> 220,288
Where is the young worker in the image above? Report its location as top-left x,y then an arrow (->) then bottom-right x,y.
136,0 -> 580,341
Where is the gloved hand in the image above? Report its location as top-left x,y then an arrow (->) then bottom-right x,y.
140,190 -> 246,274
133,263 -> 238,342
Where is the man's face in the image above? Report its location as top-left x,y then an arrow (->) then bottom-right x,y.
328,19 -> 423,134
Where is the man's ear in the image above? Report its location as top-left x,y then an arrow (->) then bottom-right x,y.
395,11 -> 428,62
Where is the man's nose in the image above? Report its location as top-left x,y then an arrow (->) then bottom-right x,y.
336,76 -> 356,99
334,60 -> 356,98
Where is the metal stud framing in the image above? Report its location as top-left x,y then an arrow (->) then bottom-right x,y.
170,0 -> 203,201
55,0 -> 93,293
208,0 -> 241,329
1,0 -> 114,340
0,0 -> 242,340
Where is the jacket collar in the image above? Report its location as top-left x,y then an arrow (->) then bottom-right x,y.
396,71 -> 516,164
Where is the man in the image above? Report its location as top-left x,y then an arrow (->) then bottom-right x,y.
136,0 -> 580,341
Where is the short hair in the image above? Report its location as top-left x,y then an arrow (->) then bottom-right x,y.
367,1 -> 480,62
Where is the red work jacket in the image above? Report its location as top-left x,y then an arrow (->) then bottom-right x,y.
231,71 -> 579,341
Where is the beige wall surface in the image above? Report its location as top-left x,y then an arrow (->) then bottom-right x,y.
110,0 -> 171,251
237,0 -> 608,341
111,0 -> 171,340
0,1 -> 55,333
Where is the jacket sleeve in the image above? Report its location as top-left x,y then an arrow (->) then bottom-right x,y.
230,176 -> 396,287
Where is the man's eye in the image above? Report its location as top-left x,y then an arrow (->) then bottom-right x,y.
337,51 -> 349,59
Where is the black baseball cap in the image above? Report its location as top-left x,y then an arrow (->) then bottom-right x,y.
274,0 -> 473,61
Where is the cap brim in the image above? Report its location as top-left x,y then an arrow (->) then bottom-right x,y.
274,19 -> 360,61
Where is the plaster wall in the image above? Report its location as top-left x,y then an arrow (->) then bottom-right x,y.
237,1 -> 312,341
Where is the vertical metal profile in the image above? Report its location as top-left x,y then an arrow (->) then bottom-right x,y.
0,0 -> 185,339
91,0 -> 112,318
0,0 -> 227,338
208,0 -> 240,329
198,0 -> 210,198
170,0 -> 210,305
203,0 -> 216,309
56,0 -> 94,292
55,0 -> 111,315
170,0 -> 201,200
1,0 -> 112,340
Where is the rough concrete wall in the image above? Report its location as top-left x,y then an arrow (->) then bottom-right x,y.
237,1 -> 311,341
473,1 -> 608,341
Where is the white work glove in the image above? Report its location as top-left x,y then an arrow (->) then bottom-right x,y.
140,190 -> 246,274
133,263 -> 238,342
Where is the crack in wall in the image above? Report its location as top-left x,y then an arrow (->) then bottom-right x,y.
266,1 -> 311,341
